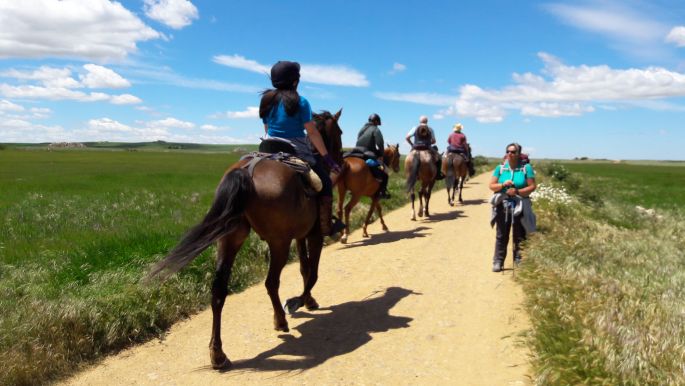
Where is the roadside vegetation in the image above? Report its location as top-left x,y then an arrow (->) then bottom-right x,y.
518,161 -> 685,385
0,147 -> 495,385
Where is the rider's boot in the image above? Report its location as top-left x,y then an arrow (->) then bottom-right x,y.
377,173 -> 391,199
319,196 -> 345,240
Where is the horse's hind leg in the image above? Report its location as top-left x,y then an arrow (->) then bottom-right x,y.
458,176 -> 465,204
265,239 -> 291,332
209,220 -> 250,370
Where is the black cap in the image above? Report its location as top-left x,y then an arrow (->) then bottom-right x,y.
368,113 -> 381,125
270,61 -> 301,89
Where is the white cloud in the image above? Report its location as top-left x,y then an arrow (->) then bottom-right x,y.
147,117 -> 195,129
0,0 -> 161,60
303,65 -> 369,87
374,92 -> 455,106
213,54 -> 369,87
127,64 -> 260,93
389,62 -> 407,75
666,26 -> 685,47
0,65 -> 140,104
80,64 -> 131,89
200,124 -> 232,131
213,55 -> 270,73
211,106 -> 259,119
0,99 -> 24,112
110,94 -> 142,105
451,52 -> 685,122
144,0 -> 199,29
543,2 -> 671,60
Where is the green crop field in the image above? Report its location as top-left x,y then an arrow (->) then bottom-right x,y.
561,161 -> 685,210
518,161 -> 685,385
1,146 -> 447,385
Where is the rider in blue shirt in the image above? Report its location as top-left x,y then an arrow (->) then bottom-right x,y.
259,61 -> 344,238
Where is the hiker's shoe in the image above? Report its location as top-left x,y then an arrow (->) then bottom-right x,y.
492,262 -> 503,272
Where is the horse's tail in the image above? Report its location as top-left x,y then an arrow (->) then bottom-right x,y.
147,168 -> 254,280
405,153 -> 421,193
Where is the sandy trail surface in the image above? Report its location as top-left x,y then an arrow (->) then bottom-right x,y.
62,173 -> 531,385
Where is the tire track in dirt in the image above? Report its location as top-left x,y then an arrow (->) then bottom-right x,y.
62,172 -> 530,385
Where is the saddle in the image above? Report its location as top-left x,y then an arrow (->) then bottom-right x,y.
343,146 -> 377,161
240,139 -> 322,195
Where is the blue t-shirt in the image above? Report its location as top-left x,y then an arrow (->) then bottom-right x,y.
493,161 -> 535,191
262,96 -> 313,139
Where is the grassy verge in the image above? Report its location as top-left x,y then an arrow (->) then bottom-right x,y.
3,148 -> 471,385
517,162 -> 685,385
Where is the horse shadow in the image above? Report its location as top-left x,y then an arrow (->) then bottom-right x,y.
228,287 -> 418,374
423,210 -> 464,223
340,226 -> 431,248
460,199 -> 487,206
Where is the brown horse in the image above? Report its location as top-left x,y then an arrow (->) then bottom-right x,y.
442,152 -> 468,205
148,110 -> 343,370
405,126 -> 437,220
336,144 -> 400,243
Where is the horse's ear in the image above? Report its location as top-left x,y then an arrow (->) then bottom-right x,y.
334,108 -> 342,121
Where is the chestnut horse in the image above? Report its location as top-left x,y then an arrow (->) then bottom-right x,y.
405,126 -> 437,220
336,144 -> 400,243
148,110 -> 343,370
442,152 -> 468,205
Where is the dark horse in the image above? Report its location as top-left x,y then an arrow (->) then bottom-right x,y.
405,126 -> 438,220
336,144 -> 401,243
442,152 -> 468,206
148,110 -> 343,370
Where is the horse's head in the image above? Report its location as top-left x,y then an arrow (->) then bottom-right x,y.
384,143 -> 401,173
313,109 -> 343,165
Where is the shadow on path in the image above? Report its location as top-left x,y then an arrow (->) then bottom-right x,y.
423,210 -> 464,223
228,287 -> 418,375
340,226 -> 430,248
460,198 -> 487,206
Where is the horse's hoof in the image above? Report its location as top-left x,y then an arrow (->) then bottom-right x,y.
284,297 -> 303,314
363,232 -> 369,238
305,297 -> 319,310
382,226 -> 388,231
340,235 -> 348,244
210,350 -> 232,370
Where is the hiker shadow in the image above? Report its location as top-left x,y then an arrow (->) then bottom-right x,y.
424,210 -> 463,223
230,287 -> 418,374
341,226 -> 430,248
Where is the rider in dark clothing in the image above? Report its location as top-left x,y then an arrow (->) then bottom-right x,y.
355,113 -> 390,199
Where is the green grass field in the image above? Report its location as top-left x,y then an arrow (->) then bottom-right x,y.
2,146 -> 457,385
518,161 -> 685,385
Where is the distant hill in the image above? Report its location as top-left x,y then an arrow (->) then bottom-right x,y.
0,140 -> 259,153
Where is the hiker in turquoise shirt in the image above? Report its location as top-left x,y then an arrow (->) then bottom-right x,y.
489,143 -> 537,272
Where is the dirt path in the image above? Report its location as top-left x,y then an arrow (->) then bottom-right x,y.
62,173 -> 531,385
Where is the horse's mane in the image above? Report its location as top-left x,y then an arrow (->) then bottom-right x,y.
311,110 -> 332,133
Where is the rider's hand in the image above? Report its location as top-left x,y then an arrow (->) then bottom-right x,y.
323,154 -> 342,174
503,180 -> 513,188
506,188 -> 517,197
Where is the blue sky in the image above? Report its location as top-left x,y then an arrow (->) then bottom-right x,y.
1,0 -> 685,160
